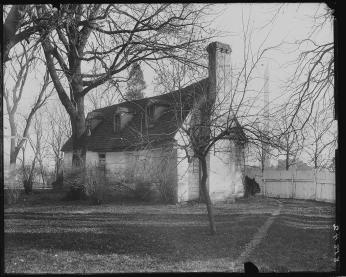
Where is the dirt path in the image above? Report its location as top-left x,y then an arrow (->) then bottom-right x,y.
232,199 -> 283,270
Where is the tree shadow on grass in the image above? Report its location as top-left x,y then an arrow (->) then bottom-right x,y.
5,214 -> 269,263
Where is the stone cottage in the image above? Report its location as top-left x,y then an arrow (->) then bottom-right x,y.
61,41 -> 247,203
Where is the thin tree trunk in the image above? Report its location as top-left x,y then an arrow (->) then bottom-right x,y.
199,156 -> 216,235
10,140 -> 17,164
285,152 -> 289,170
9,114 -> 18,164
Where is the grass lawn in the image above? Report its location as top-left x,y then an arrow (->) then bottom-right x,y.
248,199 -> 335,272
4,191 -> 336,273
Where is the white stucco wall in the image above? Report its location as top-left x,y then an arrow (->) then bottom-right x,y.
86,151 -> 99,166
209,140 -> 244,202
105,151 -> 128,177
63,152 -> 73,172
176,146 -> 190,202
174,127 -> 201,202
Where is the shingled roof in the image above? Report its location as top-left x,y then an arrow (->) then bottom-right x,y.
61,78 -> 209,152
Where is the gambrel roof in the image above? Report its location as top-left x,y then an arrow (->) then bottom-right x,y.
61,78 -> 209,152
61,77 -> 247,152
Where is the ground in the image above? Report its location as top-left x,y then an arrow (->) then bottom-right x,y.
4,191 -> 335,273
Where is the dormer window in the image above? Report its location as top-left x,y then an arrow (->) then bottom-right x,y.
113,106 -> 133,133
145,100 -> 170,127
114,113 -> 121,132
146,104 -> 155,122
85,111 -> 104,136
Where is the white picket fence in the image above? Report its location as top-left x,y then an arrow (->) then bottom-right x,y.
245,168 -> 335,203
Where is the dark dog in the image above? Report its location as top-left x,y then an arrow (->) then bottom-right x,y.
244,261 -> 259,273
244,176 -> 260,197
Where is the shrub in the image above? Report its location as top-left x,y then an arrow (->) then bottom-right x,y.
63,167 -> 87,200
133,181 -> 156,201
84,165 -> 107,204
157,180 -> 175,203
63,165 -> 110,204
23,179 -> 33,194
18,164 -> 41,194
64,184 -> 87,201
243,175 -> 261,198
52,173 -> 64,190
4,189 -> 23,205
154,154 -> 176,203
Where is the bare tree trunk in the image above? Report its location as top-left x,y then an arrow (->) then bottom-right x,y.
199,156 -> 216,235
10,141 -> 17,165
285,152 -> 289,170
70,96 -> 86,167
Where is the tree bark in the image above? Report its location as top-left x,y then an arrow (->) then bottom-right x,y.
41,33 -> 87,167
285,152 -> 289,170
9,113 -> 17,164
70,96 -> 86,167
3,5 -> 26,63
199,155 -> 216,235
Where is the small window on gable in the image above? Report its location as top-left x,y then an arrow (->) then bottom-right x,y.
114,113 -> 121,132
98,153 -> 106,169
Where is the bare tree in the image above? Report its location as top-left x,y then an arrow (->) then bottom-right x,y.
3,5 -> 69,63
86,82 -> 121,110
31,115 -> 51,187
160,37 -> 282,234
35,4 -> 214,166
272,106 -> 306,170
19,120 -> 41,193
3,42 -> 52,165
283,4 -> 334,132
148,6 -> 288,234
45,104 -> 72,180
303,105 -> 336,169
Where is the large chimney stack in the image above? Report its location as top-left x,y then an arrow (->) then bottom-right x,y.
206,42 -> 232,115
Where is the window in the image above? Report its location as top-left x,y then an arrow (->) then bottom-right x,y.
98,153 -> 106,169
114,113 -> 121,132
146,104 -> 155,121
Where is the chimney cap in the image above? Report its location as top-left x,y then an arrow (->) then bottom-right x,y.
206,41 -> 232,53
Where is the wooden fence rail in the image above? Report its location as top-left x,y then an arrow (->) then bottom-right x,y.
245,168 -> 335,203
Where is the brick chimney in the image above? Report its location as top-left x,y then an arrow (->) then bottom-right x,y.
206,42 -> 232,117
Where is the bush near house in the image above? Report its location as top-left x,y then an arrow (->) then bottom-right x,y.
4,189 -> 23,205
243,176 -> 261,198
63,165 -> 109,203
62,155 -> 177,204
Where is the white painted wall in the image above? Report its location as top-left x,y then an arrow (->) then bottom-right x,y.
176,147 -> 190,202
86,151 -> 99,166
63,152 -> 73,172
105,151 -> 128,178
209,139 -> 244,202
175,129 -> 192,202
174,124 -> 245,203
187,157 -> 200,200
